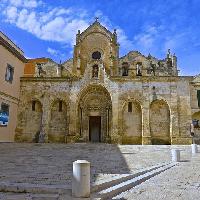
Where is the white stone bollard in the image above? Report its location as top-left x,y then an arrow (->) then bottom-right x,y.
171,149 -> 180,162
191,144 -> 198,154
72,160 -> 90,198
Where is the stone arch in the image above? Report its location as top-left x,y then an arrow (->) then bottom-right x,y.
192,111 -> 200,128
49,99 -> 69,143
150,99 -> 171,144
25,99 -> 43,141
77,84 -> 112,142
122,100 -> 142,144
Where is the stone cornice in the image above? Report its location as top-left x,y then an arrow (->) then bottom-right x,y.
0,91 -> 19,103
110,76 -> 193,82
20,77 -> 80,82
0,35 -> 27,63
20,75 -> 194,83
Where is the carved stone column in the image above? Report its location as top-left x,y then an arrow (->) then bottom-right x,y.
106,106 -> 111,142
79,101 -> 83,137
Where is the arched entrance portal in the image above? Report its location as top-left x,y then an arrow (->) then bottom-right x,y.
78,85 -> 112,143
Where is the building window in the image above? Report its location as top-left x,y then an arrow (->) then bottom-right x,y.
197,90 -> 200,108
122,62 -> 129,76
59,100 -> 63,112
128,102 -> 132,112
92,64 -> 99,78
32,101 -> 36,111
5,64 -> 14,83
136,62 -> 142,76
92,51 -> 101,59
0,103 -> 9,126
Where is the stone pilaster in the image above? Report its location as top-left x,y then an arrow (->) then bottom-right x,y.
41,94 -> 51,142
69,93 -> 78,137
142,85 -> 152,145
142,107 -> 152,144
111,92 -> 121,144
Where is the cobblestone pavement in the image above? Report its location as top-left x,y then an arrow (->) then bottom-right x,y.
0,143 -> 198,199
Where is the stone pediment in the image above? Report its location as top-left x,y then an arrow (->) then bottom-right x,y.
119,51 -> 147,63
193,74 -> 200,83
80,21 -> 113,40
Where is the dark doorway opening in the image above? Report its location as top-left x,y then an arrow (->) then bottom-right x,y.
89,116 -> 101,142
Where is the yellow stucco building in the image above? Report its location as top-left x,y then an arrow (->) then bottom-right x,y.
0,31 -> 26,142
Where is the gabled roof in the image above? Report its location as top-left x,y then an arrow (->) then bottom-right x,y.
79,20 -> 113,40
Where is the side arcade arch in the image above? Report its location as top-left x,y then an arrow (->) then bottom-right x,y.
24,99 -> 43,140
48,99 -> 69,143
122,100 -> 142,144
150,99 -> 171,144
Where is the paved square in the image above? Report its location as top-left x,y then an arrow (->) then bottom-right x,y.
0,143 -> 199,199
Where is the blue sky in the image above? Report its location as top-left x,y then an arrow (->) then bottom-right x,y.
0,0 -> 200,75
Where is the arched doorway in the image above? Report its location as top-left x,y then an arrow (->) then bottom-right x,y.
78,85 -> 112,142
122,101 -> 142,144
150,99 -> 171,144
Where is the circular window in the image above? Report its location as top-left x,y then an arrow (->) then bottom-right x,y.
92,51 -> 101,59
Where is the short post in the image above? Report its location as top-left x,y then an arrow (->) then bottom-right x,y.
191,144 -> 198,154
171,149 -> 180,162
72,160 -> 90,198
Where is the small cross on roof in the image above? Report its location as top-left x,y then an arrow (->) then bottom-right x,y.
95,17 -> 99,22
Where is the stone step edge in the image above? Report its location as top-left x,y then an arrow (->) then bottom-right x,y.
95,162 -> 176,200
0,162 -> 169,195
0,183 -> 71,195
91,162 -> 169,193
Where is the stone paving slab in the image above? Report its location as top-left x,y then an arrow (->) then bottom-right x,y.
114,153 -> 200,200
0,143 -> 197,199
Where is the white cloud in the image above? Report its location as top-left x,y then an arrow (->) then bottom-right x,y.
7,0 -> 42,8
4,6 -> 18,22
134,25 -> 160,50
1,0 -> 134,56
2,2 -> 89,47
117,28 -> 134,54
47,47 -> 59,56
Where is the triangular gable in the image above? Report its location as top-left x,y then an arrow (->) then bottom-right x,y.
80,21 -> 113,40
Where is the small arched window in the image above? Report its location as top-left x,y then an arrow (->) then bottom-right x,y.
92,51 -> 101,59
92,65 -> 99,78
128,102 -> 132,112
122,62 -> 129,76
32,101 -> 36,111
59,100 -> 63,112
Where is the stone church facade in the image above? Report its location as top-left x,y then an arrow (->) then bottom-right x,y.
15,20 -> 200,144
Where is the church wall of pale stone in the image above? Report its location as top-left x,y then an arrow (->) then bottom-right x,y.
15,20 -> 199,145
15,75 -> 193,144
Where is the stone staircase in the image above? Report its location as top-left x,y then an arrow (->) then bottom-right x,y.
92,162 -> 176,200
